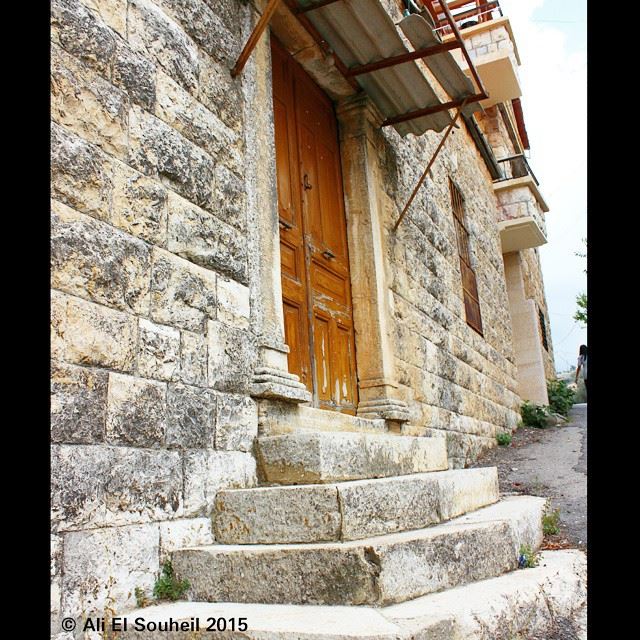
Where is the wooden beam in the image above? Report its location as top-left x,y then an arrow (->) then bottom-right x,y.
346,41 -> 461,77
231,0 -> 282,78
393,99 -> 468,232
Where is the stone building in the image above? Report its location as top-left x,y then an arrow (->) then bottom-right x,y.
51,1 -> 583,637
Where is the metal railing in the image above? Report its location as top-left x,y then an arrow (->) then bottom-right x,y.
494,154 -> 539,185
425,1 -> 503,34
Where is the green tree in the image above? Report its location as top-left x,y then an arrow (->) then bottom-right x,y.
574,238 -> 587,326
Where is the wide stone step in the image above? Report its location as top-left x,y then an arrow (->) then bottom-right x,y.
172,496 -> 546,606
215,467 -> 499,544
122,550 -> 586,639
255,431 -> 448,484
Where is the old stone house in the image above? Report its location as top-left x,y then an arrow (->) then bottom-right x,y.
51,0 -> 585,637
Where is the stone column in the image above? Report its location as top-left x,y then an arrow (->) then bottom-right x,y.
336,94 -> 410,422
243,24 -> 310,405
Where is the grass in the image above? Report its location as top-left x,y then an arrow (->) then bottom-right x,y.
518,544 -> 540,569
542,508 -> 561,536
153,561 -> 190,602
496,431 -> 512,446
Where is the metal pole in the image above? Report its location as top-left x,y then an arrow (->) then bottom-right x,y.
393,99 -> 467,232
231,0 -> 282,78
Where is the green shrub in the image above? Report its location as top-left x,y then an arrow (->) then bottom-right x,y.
496,431 -> 512,446
547,379 -> 575,417
518,544 -> 540,569
542,508 -> 561,535
520,401 -> 548,428
152,561 -> 190,602
134,586 -> 151,608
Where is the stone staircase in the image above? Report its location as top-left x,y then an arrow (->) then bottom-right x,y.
123,428 -> 587,638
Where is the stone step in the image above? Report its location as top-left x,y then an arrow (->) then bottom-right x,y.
255,431 -> 448,484
121,550 -> 586,639
172,496 -> 546,606
215,467 -> 499,544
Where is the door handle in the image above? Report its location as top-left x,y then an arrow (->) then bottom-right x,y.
303,174 -> 313,190
322,249 -> 336,260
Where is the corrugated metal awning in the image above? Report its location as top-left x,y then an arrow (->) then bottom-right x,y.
295,0 -> 482,136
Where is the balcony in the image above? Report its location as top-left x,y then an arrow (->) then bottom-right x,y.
424,1 -> 522,108
493,154 -> 548,253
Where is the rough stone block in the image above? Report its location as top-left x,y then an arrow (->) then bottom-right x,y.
198,55 -> 244,132
51,361 -> 108,444
51,43 -> 129,159
257,432 -> 448,485
150,248 -> 217,333
167,192 -> 248,283
166,383 -> 216,449
113,41 -> 157,110
51,291 -> 138,371
106,373 -> 167,447
158,518 -> 214,562
51,123 -> 113,220
111,163 -> 168,246
51,200 -> 151,314
138,319 -> 181,382
215,392 -> 257,452
61,523 -> 160,618
51,444 -> 182,531
214,165 -> 247,231
179,331 -> 208,386
217,277 -> 250,328
207,320 -> 256,393
183,450 -> 257,516
128,0 -> 199,94
82,0 -> 128,38
129,106 -> 215,210
51,0 -> 117,76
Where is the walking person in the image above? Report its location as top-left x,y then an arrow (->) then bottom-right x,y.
575,344 -> 587,398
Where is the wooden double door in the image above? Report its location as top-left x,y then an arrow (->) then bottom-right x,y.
271,38 -> 358,414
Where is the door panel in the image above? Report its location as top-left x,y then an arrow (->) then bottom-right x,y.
271,37 -> 358,414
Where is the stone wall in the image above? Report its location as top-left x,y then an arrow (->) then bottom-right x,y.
50,0 -> 261,631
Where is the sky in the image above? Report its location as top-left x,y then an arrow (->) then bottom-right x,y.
498,0 -> 587,373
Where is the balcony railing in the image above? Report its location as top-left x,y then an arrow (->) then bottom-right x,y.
424,1 -> 504,35
494,154 -> 539,185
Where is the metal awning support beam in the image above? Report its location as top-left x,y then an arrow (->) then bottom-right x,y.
382,92 -> 483,126
231,0 -> 282,78
393,99 -> 467,232
293,0 -> 344,13
346,40 -> 461,77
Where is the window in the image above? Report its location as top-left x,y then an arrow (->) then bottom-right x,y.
538,307 -> 549,352
449,178 -> 483,335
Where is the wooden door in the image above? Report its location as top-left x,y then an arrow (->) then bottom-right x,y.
271,38 -> 358,414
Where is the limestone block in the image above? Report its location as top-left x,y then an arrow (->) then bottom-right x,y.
128,0 -> 199,94
51,533 -> 63,627
111,163 -> 168,246
51,43 -> 129,159
51,200 -> 151,314
106,373 -> 167,447
51,291 -> 138,372
207,320 -> 256,393
139,319 -> 181,382
156,0 -> 239,62
167,192 -> 248,283
158,518 -> 214,562
179,331 -> 208,386
256,432 -> 448,485
50,123 -> 113,220
217,277 -> 250,328
51,0 -> 117,76
166,383 -> 216,449
61,523 -> 160,619
183,450 -> 257,516
82,0 -> 127,38
51,361 -> 108,444
215,392 -> 257,452
113,41 -> 157,110
214,165 -> 247,231
51,445 -> 182,531
198,55 -> 244,132
150,248 -> 217,333
128,106 -> 215,211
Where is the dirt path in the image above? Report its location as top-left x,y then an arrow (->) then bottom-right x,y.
471,403 -> 587,551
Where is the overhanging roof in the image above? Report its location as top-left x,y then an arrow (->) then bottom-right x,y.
293,0 -> 484,136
